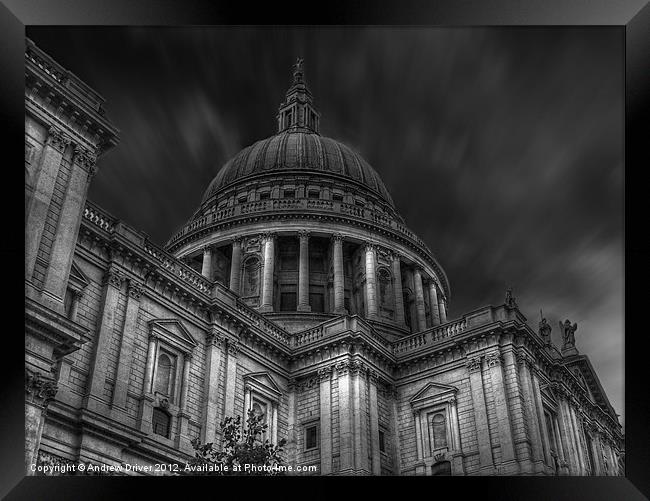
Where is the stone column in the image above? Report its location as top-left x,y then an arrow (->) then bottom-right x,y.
530,369 -> 555,471
438,296 -> 448,323
138,331 -> 159,435
201,330 -> 224,444
368,372 -> 381,475
557,395 -> 579,474
413,268 -> 427,332
26,126 -> 70,280
336,360 -> 354,473
332,234 -> 346,314
25,370 -> 58,474
568,400 -> 587,474
68,290 -> 83,322
223,341 -> 239,418
364,243 -> 378,318
86,266 -> 123,413
318,367 -> 333,474
111,281 -> 143,414
517,355 -> 546,467
485,350 -> 517,470
351,361 -> 370,473
390,387 -> 402,475
201,245 -> 213,279
229,238 -> 242,293
428,281 -> 441,326
466,355 -> 495,473
391,253 -> 405,325
176,354 -> 193,451
297,231 -> 311,312
43,146 -> 96,305
259,234 -> 276,312
286,379 -> 298,470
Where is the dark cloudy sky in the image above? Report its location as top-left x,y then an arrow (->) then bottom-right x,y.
27,27 -> 624,424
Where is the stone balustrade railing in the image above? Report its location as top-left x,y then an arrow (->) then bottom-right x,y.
236,299 -> 292,346
83,203 -> 115,233
166,197 -> 431,254
26,46 -> 66,84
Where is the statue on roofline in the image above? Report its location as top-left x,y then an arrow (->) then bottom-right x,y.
559,319 -> 578,350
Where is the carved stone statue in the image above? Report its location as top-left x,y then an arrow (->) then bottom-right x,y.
294,57 -> 304,74
505,287 -> 517,308
538,317 -> 552,345
559,319 -> 578,350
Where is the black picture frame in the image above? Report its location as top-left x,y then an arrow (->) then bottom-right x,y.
2,1 -> 648,499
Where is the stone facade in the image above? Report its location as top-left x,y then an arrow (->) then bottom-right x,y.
25,43 -> 624,476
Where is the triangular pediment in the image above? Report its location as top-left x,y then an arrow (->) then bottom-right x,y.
149,319 -> 197,354
410,382 -> 458,410
244,372 -> 283,400
564,356 -> 615,415
69,260 -> 90,290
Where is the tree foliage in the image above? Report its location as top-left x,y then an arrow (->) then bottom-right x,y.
187,410 -> 287,475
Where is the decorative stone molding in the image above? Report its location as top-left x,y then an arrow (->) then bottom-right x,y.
201,244 -> 213,253
227,341 -> 240,357
287,378 -> 297,391
485,351 -> 502,367
25,370 -> 58,407
335,359 -> 351,375
466,356 -> 482,372
127,280 -> 144,300
104,268 -> 124,289
73,145 -> 98,174
331,232 -> 344,243
369,370 -> 379,384
72,289 -> 85,300
317,366 -> 333,382
297,230 -> 311,240
36,451 -> 75,475
46,126 -> 70,152
206,331 -> 224,348
261,232 -> 277,242
350,359 -> 367,376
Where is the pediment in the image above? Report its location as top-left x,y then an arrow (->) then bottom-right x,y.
410,382 -> 458,410
149,319 -> 197,354
68,261 -> 90,290
565,356 -> 615,414
244,372 -> 283,400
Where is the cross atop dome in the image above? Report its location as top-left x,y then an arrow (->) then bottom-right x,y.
277,58 -> 320,134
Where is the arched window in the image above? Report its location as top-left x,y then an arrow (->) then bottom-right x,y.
155,353 -> 176,397
378,268 -> 394,319
242,256 -> 261,297
152,407 -> 171,438
430,413 -> 448,450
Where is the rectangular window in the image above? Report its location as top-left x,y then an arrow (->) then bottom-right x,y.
280,292 -> 297,312
152,408 -> 171,438
63,288 -> 74,319
332,193 -> 344,202
280,253 -> 297,271
259,191 -> 270,200
307,189 -> 320,199
309,253 -> 325,273
379,430 -> 386,453
305,424 -> 319,451
283,189 -> 295,199
309,293 -> 324,313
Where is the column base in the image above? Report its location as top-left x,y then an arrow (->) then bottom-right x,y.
297,304 -> 312,312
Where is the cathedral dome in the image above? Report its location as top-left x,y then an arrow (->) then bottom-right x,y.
201,131 -> 395,207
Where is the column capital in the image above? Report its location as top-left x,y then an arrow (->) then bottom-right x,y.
466,356 -> 482,372
350,359 -> 366,376
202,244 -> 213,254
317,366 -> 333,382
230,236 -> 243,247
390,250 -> 402,262
127,280 -> 144,300
485,350 -> 502,367
227,340 -> 240,357
298,230 -> 311,241
104,267 -> 125,289
25,369 -> 58,408
261,232 -> 277,242
331,232 -> 345,243
46,126 -> 70,152
364,241 -> 377,251
72,289 -> 85,300
206,330 -> 225,348
73,144 -> 98,173
335,360 -> 351,376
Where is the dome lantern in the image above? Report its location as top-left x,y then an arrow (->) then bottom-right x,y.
277,58 -> 320,134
